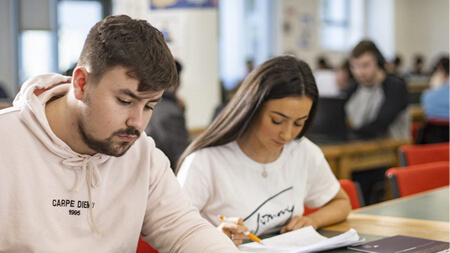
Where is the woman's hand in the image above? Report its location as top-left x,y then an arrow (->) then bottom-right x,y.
280,215 -> 317,234
280,188 -> 351,234
217,217 -> 248,246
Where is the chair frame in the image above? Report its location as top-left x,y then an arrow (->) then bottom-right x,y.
398,142 -> 449,167
386,161 -> 450,198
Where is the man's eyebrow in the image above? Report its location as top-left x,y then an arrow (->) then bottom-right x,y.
270,111 -> 308,120
119,89 -> 162,103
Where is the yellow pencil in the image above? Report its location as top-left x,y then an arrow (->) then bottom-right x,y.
218,215 -> 265,245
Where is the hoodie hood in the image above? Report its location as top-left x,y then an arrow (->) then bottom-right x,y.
15,73 -> 110,232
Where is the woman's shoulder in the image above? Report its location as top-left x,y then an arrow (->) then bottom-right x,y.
193,141 -> 237,156
184,141 -> 238,164
178,142 -> 238,177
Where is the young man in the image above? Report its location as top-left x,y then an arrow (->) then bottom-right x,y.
344,40 -> 410,140
0,15 -> 237,252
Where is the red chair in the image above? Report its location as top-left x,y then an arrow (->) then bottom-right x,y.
304,179 -> 364,215
411,121 -> 422,142
386,161 -> 449,198
398,142 -> 449,166
339,179 -> 365,209
137,237 -> 158,253
415,118 -> 449,144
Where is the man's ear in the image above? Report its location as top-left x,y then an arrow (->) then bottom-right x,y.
73,67 -> 90,100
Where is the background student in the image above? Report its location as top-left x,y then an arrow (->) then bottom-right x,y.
344,40 -> 410,140
419,55 -> 450,143
176,55 -> 351,246
0,15 -> 237,252
145,60 -> 189,169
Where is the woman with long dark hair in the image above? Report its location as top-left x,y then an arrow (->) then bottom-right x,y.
176,56 -> 351,246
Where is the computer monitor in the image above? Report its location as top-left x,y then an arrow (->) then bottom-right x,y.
306,96 -> 348,144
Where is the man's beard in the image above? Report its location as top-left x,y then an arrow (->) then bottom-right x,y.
78,120 -> 141,157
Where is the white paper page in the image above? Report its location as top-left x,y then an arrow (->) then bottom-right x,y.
239,226 -> 327,253
239,226 -> 363,253
295,229 -> 364,253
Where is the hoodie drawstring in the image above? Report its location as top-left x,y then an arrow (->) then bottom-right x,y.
63,156 -> 102,233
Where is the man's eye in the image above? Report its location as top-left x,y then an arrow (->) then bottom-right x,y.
117,98 -> 131,105
144,104 -> 154,111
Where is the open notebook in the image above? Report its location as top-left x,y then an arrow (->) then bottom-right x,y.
238,226 -> 364,253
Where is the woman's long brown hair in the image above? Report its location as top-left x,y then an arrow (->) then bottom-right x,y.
175,55 -> 319,173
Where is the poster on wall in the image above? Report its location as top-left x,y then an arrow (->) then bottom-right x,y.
151,0 -> 218,10
148,14 -> 184,59
297,13 -> 315,50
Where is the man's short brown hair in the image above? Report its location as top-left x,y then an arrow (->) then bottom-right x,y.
78,15 -> 177,92
351,40 -> 386,69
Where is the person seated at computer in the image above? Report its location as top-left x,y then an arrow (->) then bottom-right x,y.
407,54 -> 427,77
419,55 -> 449,143
344,40 -> 410,140
385,55 -> 403,76
145,60 -> 189,169
176,56 -> 351,246
335,59 -> 356,93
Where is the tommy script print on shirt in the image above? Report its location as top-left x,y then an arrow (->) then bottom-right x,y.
243,187 -> 295,234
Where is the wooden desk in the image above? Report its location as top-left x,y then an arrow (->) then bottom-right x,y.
0,102 -> 12,109
322,187 -> 450,242
410,104 -> 425,122
320,139 -> 410,179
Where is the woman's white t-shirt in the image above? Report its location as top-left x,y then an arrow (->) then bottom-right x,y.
177,138 -> 340,236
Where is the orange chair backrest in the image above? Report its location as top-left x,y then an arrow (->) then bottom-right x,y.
304,179 -> 362,215
399,142 -> 449,166
339,179 -> 362,209
386,161 -> 450,198
137,237 -> 159,253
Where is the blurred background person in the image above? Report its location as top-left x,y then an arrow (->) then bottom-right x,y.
316,56 -> 333,70
345,40 -> 410,140
344,40 -> 410,205
407,54 -> 427,77
145,60 -> 189,170
385,55 -> 403,76
419,55 -> 449,144
335,59 -> 355,93
314,55 -> 339,97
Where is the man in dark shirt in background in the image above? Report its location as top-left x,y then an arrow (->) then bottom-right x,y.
344,40 -> 410,140
343,40 -> 410,205
145,60 -> 189,170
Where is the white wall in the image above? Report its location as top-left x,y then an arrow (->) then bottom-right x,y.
219,0 -> 246,88
147,9 -> 220,130
281,0 -> 350,68
114,1 -> 220,130
0,0 -> 16,98
395,0 -> 449,71
365,0 -> 395,59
